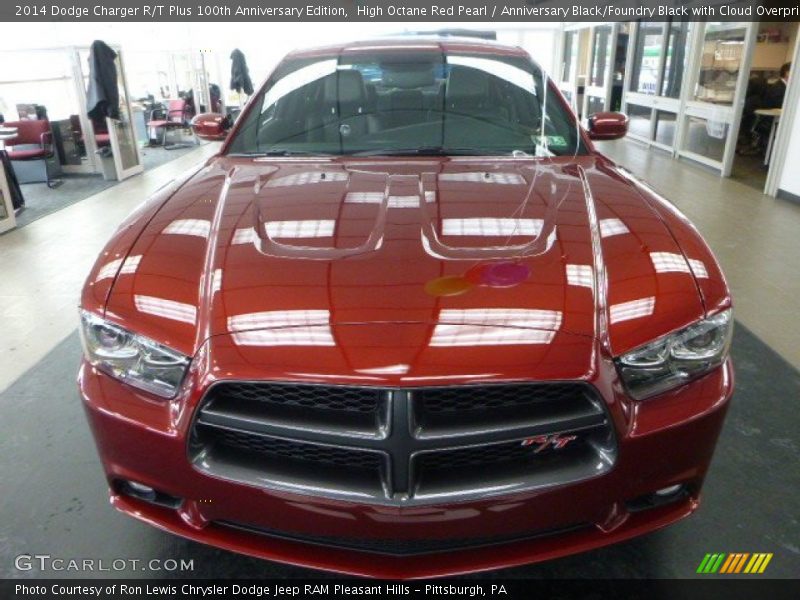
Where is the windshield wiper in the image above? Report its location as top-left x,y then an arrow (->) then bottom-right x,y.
228,149 -> 332,157
351,146 -> 490,157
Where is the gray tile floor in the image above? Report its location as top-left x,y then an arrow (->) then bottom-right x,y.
0,142 -> 221,392
601,138 -> 800,370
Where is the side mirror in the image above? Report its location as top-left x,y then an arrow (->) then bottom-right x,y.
191,113 -> 230,141
587,112 -> 628,141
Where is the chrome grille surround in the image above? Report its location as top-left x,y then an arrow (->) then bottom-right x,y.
189,381 -> 617,506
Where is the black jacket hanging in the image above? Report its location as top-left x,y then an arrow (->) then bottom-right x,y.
230,49 -> 254,96
86,40 -> 120,121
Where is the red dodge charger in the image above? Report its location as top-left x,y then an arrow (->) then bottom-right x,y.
78,37 -> 733,578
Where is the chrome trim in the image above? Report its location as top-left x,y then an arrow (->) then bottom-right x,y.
189,381 -> 617,506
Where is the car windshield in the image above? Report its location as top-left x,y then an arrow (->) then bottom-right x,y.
227,48 -> 586,158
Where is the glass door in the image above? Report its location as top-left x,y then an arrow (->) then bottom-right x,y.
623,20 -> 692,150
583,25 -> 616,117
559,29 -> 581,110
108,50 -> 143,181
558,26 -> 593,117
70,48 -> 101,175
677,22 -> 757,175
0,159 -> 17,234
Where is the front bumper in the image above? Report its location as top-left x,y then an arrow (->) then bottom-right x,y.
79,359 -> 733,579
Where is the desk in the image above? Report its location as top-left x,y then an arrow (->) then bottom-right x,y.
0,127 -> 25,210
754,108 -> 782,166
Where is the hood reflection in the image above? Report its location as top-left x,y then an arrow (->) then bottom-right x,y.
566,264 -> 594,288
264,170 -> 347,188
265,220 -> 335,239
609,297 -> 655,324
228,310 -> 334,347
438,171 -> 525,185
162,219 -> 212,238
430,308 -> 562,346
442,218 -> 543,237
598,218 -> 629,238
134,295 -> 197,324
95,255 -> 141,282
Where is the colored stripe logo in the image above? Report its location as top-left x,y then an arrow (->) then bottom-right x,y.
697,553 -> 773,574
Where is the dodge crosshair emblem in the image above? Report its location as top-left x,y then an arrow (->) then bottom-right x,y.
521,434 -> 578,453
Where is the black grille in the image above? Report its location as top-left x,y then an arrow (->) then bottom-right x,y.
420,383 -> 590,413
190,382 -> 616,505
199,425 -> 383,470
417,437 -> 588,472
205,382 -> 380,413
217,520 -> 589,556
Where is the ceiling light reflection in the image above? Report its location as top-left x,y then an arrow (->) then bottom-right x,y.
442,218 -> 543,237
134,295 -> 197,324
356,364 -> 411,375
231,327 -> 335,347
566,264 -> 593,288
228,310 -> 329,330
439,172 -> 525,185
162,219 -> 211,238
95,255 -> 141,282
265,220 -> 335,238
211,269 -> 223,295
430,308 -> 562,346
430,325 -> 556,346
609,297 -> 655,324
650,252 -> 691,274
227,310 -> 334,347
232,228 -> 256,245
265,171 -> 347,188
599,218 -> 629,238
688,258 -> 709,279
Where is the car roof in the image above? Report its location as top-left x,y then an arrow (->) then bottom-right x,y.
286,35 -> 530,60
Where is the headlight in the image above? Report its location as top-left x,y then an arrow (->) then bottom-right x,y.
79,310 -> 190,399
615,309 -> 733,400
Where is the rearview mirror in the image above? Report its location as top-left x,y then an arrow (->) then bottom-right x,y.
587,112 -> 629,141
191,113 -> 230,141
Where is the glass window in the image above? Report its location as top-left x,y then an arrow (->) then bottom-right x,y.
563,31 -> 579,82
111,56 -> 141,172
629,22 -> 665,95
627,104 -> 652,138
661,21 -> 691,98
693,22 -> 747,105
0,186 -> 8,220
228,50 -> 586,157
654,110 -> 678,145
684,116 -> 726,161
0,50 -> 77,121
587,95 -> 605,115
589,26 -> 613,87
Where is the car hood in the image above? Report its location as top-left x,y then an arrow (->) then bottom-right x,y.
103,155 -> 706,382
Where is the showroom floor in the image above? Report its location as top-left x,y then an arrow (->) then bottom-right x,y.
14,144 -> 200,229
601,138 -> 800,370
0,139 -> 798,578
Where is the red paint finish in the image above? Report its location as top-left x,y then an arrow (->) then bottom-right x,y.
79,38 -> 734,577
191,113 -> 229,141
